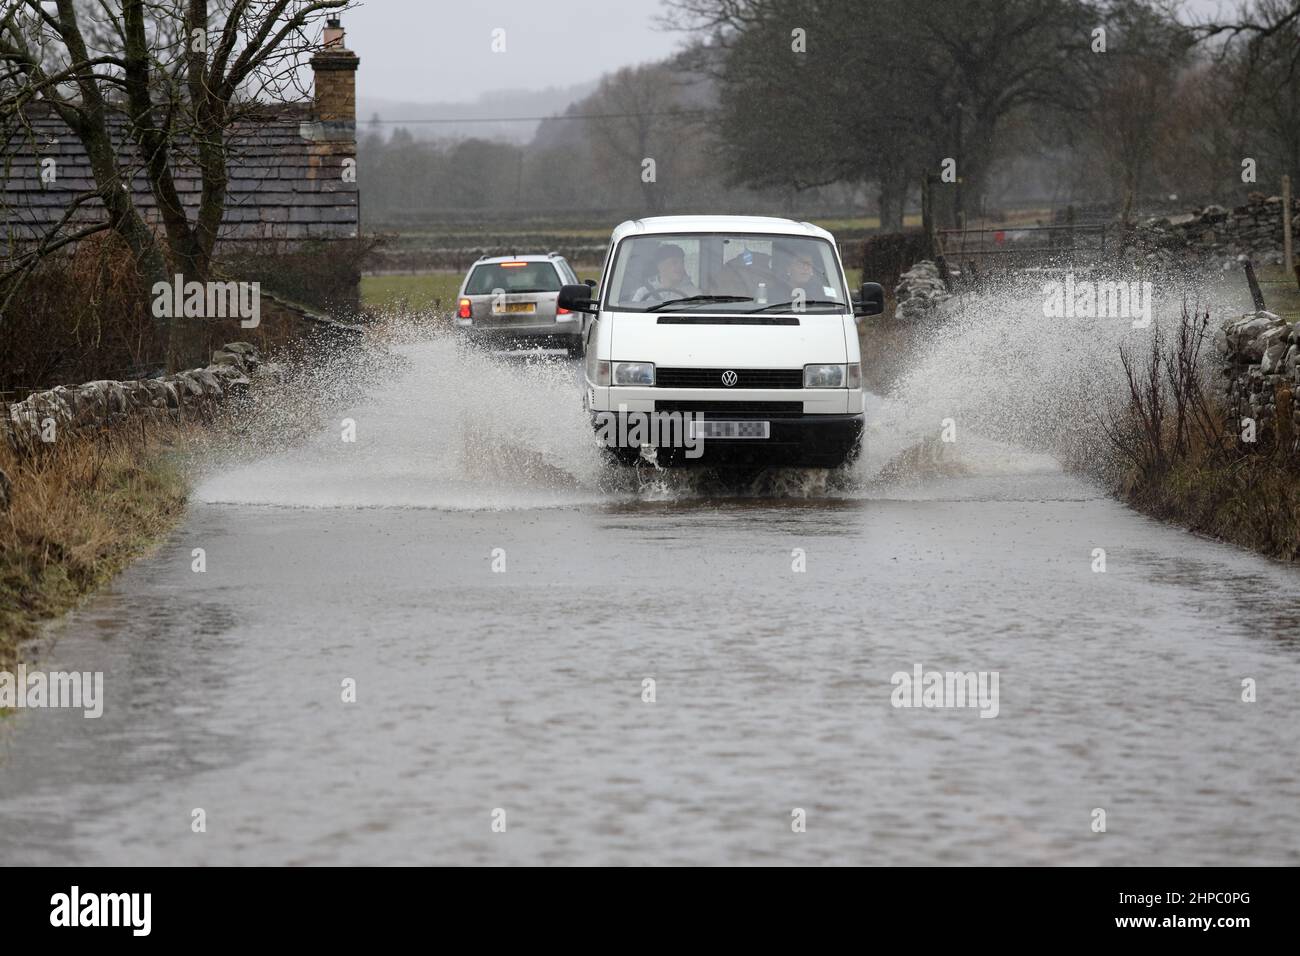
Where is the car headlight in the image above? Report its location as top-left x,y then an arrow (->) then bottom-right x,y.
804,363 -> 846,388
613,362 -> 655,386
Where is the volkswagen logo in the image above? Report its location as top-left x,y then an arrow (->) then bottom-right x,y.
721,370 -> 738,387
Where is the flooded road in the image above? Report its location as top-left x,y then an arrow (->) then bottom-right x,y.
3,322 -> 1300,865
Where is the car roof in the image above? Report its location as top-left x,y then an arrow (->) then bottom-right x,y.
609,215 -> 836,244
472,254 -> 565,265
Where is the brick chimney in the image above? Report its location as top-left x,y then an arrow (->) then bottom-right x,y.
310,18 -> 359,128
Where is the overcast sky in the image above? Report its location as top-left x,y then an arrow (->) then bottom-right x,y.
340,0 -> 1249,107
343,0 -> 687,104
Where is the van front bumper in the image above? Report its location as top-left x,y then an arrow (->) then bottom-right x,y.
591,409 -> 864,468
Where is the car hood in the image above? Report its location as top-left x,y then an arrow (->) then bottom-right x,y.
608,313 -> 851,366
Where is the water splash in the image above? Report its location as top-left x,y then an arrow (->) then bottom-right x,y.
856,269 -> 1236,491
197,328 -> 607,510
196,274 -> 1235,510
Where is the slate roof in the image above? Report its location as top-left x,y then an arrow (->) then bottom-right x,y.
1,102 -> 358,254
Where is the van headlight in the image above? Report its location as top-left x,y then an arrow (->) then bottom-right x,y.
613,362 -> 655,386
804,364 -> 846,388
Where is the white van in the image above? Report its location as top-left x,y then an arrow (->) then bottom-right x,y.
557,216 -> 883,467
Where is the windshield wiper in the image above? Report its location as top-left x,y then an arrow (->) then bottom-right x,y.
643,295 -> 753,312
746,299 -> 845,313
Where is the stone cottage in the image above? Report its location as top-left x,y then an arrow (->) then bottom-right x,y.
1,18 -> 362,309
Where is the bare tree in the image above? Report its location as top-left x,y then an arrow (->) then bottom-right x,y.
580,61 -> 704,215
1189,0 -> 1300,79
1074,0 -> 1194,207
0,0 -> 352,365
666,0 -> 1093,228
1225,0 -> 1300,188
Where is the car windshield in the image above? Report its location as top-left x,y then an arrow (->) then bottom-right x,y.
465,261 -> 561,295
604,233 -> 848,313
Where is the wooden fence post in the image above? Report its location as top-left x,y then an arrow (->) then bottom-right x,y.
921,171 -> 953,290
1244,260 -> 1267,312
1283,174 -> 1295,290
921,172 -> 934,259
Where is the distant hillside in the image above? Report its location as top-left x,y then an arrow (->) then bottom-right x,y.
360,80 -> 600,144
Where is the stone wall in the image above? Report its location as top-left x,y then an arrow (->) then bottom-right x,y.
1129,193 -> 1300,269
1216,312 -> 1300,448
892,260 -> 955,320
2,343 -> 264,451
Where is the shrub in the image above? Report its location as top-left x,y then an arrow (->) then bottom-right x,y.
0,233 -> 157,396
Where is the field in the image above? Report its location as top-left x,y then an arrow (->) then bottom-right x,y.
362,272 -> 465,313
1254,263 -> 1300,322
372,214 -> 906,243
361,205 -> 1299,327
364,213 -> 925,274
361,266 -> 868,314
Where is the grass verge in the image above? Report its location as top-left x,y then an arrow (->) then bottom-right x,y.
1101,306 -> 1300,561
1123,451 -> 1300,560
0,421 -> 194,664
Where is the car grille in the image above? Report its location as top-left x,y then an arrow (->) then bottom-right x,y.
654,367 -> 803,389
655,401 -> 803,416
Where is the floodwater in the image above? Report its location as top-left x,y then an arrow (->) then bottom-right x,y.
2,289 -> 1299,865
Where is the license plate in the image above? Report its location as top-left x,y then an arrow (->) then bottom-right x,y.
496,302 -> 535,314
689,420 -> 770,440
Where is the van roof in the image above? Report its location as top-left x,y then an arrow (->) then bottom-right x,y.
610,215 -> 836,244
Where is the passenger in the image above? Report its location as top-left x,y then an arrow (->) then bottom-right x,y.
633,244 -> 702,303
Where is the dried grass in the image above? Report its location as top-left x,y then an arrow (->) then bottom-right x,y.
0,419 -> 196,660
1102,304 -> 1300,560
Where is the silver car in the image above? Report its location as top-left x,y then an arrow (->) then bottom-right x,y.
452,253 -> 589,357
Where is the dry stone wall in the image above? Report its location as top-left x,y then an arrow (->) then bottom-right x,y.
2,342 -> 264,450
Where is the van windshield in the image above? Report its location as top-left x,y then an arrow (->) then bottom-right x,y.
604,233 -> 848,313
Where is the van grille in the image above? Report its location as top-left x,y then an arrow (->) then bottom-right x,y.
654,367 -> 803,389
654,401 -> 802,416
656,316 -> 800,326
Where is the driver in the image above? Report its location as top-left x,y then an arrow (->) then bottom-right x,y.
785,251 -> 816,291
633,243 -> 701,303
778,247 -> 819,301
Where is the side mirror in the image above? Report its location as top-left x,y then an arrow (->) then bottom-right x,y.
854,281 -> 884,318
583,278 -> 597,289
557,283 -> 598,314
